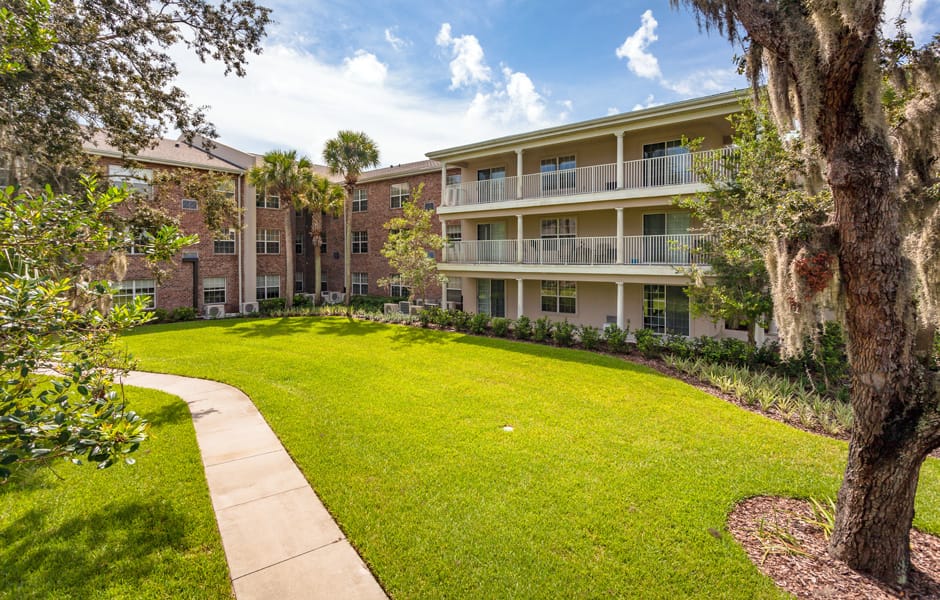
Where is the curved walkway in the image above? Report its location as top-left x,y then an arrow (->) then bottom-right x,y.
122,371 -> 388,600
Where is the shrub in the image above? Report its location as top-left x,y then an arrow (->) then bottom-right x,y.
634,328 -> 659,357
579,324 -> 601,350
418,307 -> 434,327
533,317 -> 553,343
170,306 -> 197,321
604,323 -> 629,354
469,313 -> 490,335
453,310 -> 472,332
514,315 -> 533,340
150,308 -> 170,323
553,319 -> 576,347
292,293 -> 312,308
491,317 -> 511,338
259,297 -> 286,315
350,294 -> 406,313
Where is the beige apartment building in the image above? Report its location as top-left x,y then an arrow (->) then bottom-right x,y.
428,90 -> 748,338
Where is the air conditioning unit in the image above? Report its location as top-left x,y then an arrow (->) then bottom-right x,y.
445,301 -> 459,310
204,304 -> 226,319
241,301 -> 259,314
327,291 -> 344,304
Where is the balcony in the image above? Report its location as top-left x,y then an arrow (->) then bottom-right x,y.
441,147 -> 734,208
442,234 -> 715,267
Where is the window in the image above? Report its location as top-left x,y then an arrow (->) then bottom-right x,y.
446,277 -> 463,310
353,188 -> 368,212
643,284 -> 689,336
540,217 -> 577,239
321,279 -> 328,292
257,274 -> 280,300
390,183 -> 410,209
218,179 -> 236,202
257,188 -> 280,209
352,230 -> 368,254
295,232 -> 304,255
203,277 -> 226,304
320,232 -> 327,254
446,223 -> 462,242
540,280 -> 576,314
390,274 -> 409,298
352,272 -> 368,295
642,140 -> 692,186
642,212 -> 691,264
126,230 -> 150,255
424,201 -> 434,211
477,167 -> 506,203
256,229 -> 280,254
113,279 -> 155,309
108,165 -> 153,198
540,155 -> 576,192
446,172 -> 462,186
181,198 -> 198,210
294,272 -> 304,293
476,279 -> 505,317
213,229 -> 236,255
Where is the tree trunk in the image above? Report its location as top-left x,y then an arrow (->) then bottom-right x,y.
311,214 -> 322,306
343,187 -> 352,308
284,204 -> 294,308
822,104 -> 937,585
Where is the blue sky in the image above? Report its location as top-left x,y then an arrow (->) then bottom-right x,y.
171,0 -> 939,166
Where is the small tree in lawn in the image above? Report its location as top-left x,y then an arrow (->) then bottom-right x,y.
378,184 -> 445,303
302,174 -> 344,304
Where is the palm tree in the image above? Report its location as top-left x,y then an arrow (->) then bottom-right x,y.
322,131 -> 380,307
248,150 -> 312,308
302,174 -> 345,303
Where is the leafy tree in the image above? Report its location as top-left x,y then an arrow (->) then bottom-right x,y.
0,0 -> 271,187
671,0 -> 940,584
322,131 -> 380,307
248,150 -> 314,308
303,174 -> 345,303
0,178 -> 196,481
378,184 -> 445,302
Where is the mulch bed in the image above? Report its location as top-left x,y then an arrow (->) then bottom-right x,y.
728,496 -> 940,599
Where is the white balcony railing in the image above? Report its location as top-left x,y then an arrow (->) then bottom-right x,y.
443,234 -> 715,266
440,147 -> 735,207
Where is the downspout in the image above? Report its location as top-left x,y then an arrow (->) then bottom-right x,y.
183,256 -> 199,309
237,174 -> 243,308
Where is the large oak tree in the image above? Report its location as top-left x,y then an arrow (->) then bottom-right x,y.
670,0 -> 939,585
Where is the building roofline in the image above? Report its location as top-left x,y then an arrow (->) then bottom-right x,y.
425,89 -> 744,161
358,159 -> 443,183
85,145 -> 247,174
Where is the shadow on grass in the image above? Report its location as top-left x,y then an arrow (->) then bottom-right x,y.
0,500 -> 190,597
133,391 -> 191,427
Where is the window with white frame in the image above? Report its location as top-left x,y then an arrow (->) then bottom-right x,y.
320,232 -> 327,254
352,272 -> 368,295
257,187 -> 280,209
294,271 -> 304,292
352,230 -> 368,253
256,274 -> 280,299
126,230 -> 150,255
295,232 -> 304,255
213,229 -> 236,255
113,279 -> 155,308
218,179 -> 236,202
108,165 -> 153,198
353,188 -> 368,212
181,198 -> 198,210
446,277 -> 463,309
256,229 -> 280,254
643,284 -> 689,336
390,183 -> 410,209
390,274 -> 409,298
540,155 -> 576,191
203,277 -> 226,304
540,217 -> 577,238
446,223 -> 462,242
540,280 -> 576,314
446,172 -> 462,186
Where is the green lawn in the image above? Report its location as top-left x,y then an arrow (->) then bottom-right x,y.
0,386 -> 231,600
122,317 -> 940,598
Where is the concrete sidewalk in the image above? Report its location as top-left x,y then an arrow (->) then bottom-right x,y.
123,371 -> 388,600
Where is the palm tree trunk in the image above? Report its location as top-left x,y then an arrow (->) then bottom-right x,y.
285,206 -> 294,308
311,213 -> 323,306
344,188 -> 352,308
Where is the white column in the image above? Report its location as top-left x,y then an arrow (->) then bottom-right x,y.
517,278 -> 525,318
755,325 -> 766,346
616,207 -> 624,264
516,214 -> 523,263
515,149 -> 524,199
442,280 -> 448,308
615,132 -> 624,189
616,282 -> 625,329
440,162 -> 448,205
440,218 -> 448,263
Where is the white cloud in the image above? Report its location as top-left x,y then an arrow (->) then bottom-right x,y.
662,68 -> 740,97
436,22 -> 492,89
882,0 -> 934,42
631,94 -> 662,111
607,107 -> 620,116
384,28 -> 407,51
342,50 -> 387,84
166,43 -> 556,166
615,10 -> 662,80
